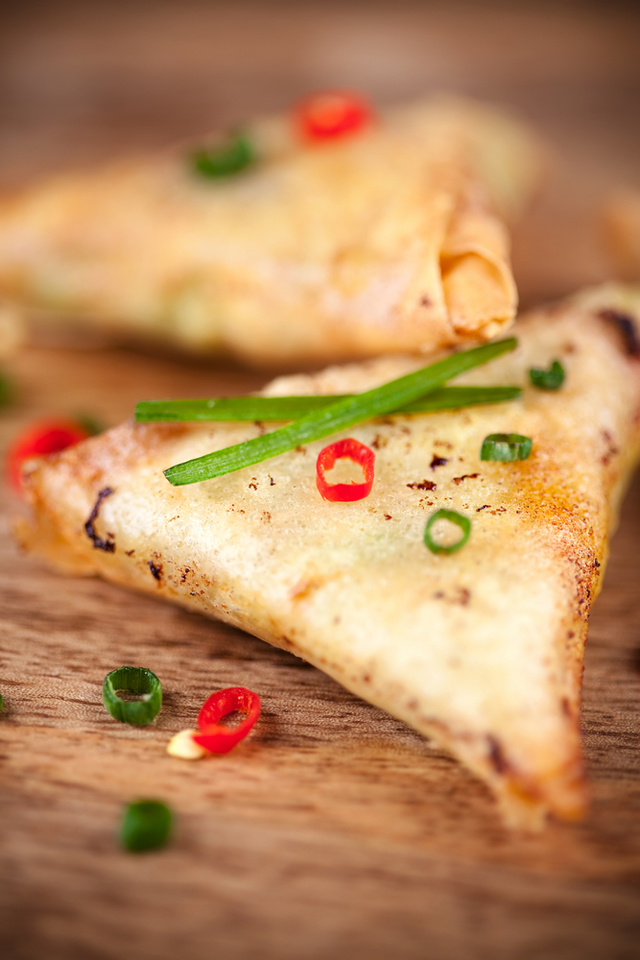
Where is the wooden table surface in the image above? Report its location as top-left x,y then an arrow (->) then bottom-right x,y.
1,3 -> 640,958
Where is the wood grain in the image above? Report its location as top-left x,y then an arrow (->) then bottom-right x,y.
1,3 -> 640,958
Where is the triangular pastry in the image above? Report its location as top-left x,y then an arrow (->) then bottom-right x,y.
0,95 -> 539,366
17,285 -> 640,827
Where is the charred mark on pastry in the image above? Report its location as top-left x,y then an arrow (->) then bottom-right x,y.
384,514 -> 392,520
487,735 -> 509,774
249,479 -> 258,490
476,504 -> 490,512
434,587 -> 471,606
149,560 -> 163,581
84,487 -> 115,553
125,549 -> 135,557
601,429 -> 619,466
593,559 -> 601,569
453,473 -> 479,485
180,567 -> 191,582
597,308 -> 640,356
407,479 -> 436,491
430,455 -> 448,470
268,475 -> 276,486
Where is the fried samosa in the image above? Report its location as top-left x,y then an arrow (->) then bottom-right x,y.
0,95 -> 540,366
17,284 -> 640,828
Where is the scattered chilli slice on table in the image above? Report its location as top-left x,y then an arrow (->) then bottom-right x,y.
14,284 -> 640,829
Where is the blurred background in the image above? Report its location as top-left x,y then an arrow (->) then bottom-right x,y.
0,0 -> 639,309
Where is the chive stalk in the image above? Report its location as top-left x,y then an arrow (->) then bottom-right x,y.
136,385 -> 521,424
164,337 -> 517,486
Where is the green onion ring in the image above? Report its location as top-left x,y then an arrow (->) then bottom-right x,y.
424,509 -> 471,555
529,360 -> 565,390
191,133 -> 255,178
480,433 -> 532,462
102,666 -> 162,726
121,800 -> 173,853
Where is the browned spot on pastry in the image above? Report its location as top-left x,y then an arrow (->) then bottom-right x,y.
453,473 -> 479,485
430,455 -> 448,470
601,429 -> 619,466
125,549 -> 135,557
370,434 -> 388,450
420,295 -> 432,307
384,514 -> 392,520
149,560 -> 163,581
597,308 -> 640,356
84,487 -> 115,553
407,479 -> 436,491
476,504 -> 490,512
487,735 -> 510,774
433,587 -> 471,606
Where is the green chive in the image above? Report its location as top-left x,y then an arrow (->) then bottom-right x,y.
0,372 -> 15,408
191,133 -> 255,178
136,385 -> 521,424
529,360 -> 565,390
480,433 -> 532,462
102,666 -> 162,726
424,509 -> 471,555
75,413 -> 106,436
164,338 -> 517,486
0,693 -> 3,711
121,800 -> 173,853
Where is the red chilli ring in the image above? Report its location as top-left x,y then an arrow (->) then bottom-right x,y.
294,90 -> 373,141
316,438 -> 375,502
7,419 -> 90,492
191,687 -> 261,755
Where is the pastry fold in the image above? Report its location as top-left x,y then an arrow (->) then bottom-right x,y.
0,97 -> 540,366
17,285 -> 640,828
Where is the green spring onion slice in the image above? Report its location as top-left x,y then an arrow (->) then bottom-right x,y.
164,337 -> 517,486
0,372 -> 14,408
75,413 -> 106,436
136,385 -> 521,423
102,666 -> 162,726
191,133 -> 255,178
480,433 -> 532,462
121,800 -> 173,853
0,692 -> 3,711
529,360 -> 565,390
424,509 -> 471,555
